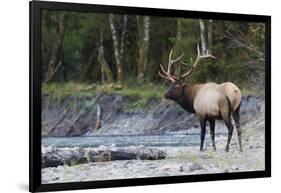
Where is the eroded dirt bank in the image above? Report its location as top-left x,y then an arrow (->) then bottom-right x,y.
42,94 -> 264,136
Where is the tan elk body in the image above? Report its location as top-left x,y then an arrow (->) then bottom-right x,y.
159,45 -> 242,152
193,82 -> 241,118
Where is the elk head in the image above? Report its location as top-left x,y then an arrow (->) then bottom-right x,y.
159,44 -> 216,100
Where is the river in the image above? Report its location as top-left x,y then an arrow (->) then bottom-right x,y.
41,134 -> 216,148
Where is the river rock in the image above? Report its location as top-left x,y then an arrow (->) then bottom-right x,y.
42,152 -> 64,168
188,163 -> 204,172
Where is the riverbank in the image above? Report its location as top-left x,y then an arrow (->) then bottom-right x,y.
42,91 -> 264,137
42,106 -> 265,183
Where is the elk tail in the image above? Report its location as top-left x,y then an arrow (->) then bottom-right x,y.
235,101 -> 241,113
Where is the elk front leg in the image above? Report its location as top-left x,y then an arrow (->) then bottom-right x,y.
209,119 -> 216,151
199,118 -> 206,152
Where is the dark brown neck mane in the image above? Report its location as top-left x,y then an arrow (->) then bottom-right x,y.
175,84 -> 197,113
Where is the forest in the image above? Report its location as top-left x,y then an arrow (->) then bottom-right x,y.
41,10 -> 265,96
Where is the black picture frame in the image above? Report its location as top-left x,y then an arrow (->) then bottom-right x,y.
29,1 -> 271,192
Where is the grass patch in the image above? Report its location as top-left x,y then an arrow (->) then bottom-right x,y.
190,154 -> 198,162
125,99 -> 147,110
42,82 -> 166,100
42,82 -> 263,102
42,82 -> 96,97
240,87 -> 264,97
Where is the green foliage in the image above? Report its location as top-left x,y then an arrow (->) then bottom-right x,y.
125,99 -> 147,110
41,10 -> 265,92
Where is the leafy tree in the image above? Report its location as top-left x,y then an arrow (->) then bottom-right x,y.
41,10 -> 266,91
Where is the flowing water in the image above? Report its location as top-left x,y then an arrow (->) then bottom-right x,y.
42,134 -> 214,148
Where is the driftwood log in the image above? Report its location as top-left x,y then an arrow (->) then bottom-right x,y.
42,145 -> 167,168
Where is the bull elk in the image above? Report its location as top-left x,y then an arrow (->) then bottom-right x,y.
159,45 -> 242,152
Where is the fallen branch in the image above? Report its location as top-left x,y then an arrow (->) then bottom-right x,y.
42,145 -> 167,168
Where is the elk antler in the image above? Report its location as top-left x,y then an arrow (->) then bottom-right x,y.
159,44 -> 215,81
158,49 -> 184,82
180,44 -> 216,79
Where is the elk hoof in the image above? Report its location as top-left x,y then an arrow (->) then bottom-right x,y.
200,148 -> 205,152
225,147 -> 229,152
213,147 -> 217,152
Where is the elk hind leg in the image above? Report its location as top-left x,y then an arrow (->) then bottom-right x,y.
221,99 -> 234,152
223,116 -> 233,152
232,104 -> 243,152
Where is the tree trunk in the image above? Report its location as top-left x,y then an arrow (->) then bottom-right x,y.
143,16 -> 150,73
136,16 -> 150,79
207,19 -> 213,55
109,14 -> 123,84
175,19 -> 182,46
98,33 -> 113,84
101,62 -> 105,84
62,50 -> 68,81
120,15 -> 128,61
174,19 -> 182,75
199,19 -> 207,54
45,13 -> 67,82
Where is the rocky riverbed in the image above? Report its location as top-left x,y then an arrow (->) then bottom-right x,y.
42,107 -> 265,183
